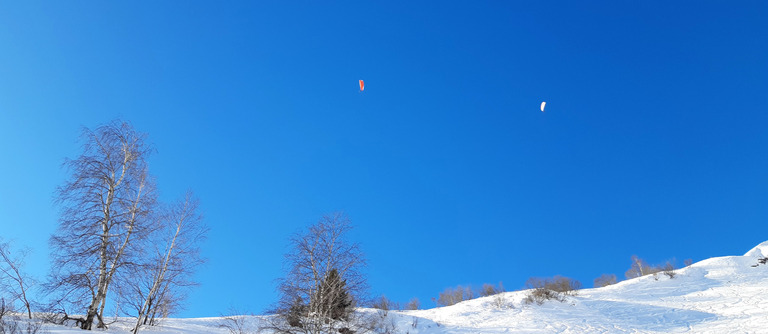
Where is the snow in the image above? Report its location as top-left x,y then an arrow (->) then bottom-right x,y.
17,241 -> 768,333
743,240 -> 768,258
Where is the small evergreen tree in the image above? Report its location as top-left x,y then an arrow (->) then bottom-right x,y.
315,269 -> 353,322
287,297 -> 306,328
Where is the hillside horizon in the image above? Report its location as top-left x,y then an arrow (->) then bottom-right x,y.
4,239 -> 767,333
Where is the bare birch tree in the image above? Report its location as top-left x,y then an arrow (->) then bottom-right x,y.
125,191 -> 207,334
264,212 -> 368,334
47,120 -> 156,330
624,255 -> 660,279
0,240 -> 33,319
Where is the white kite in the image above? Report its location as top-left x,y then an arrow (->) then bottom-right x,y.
540,102 -> 546,112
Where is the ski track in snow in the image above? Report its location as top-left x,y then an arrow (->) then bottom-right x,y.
22,241 -> 768,333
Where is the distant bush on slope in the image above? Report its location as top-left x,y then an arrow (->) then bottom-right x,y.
523,276 -> 581,305
435,285 -> 474,307
625,255 -> 661,279
479,282 -> 505,297
371,295 -> 399,314
593,274 -> 617,288
625,256 -> 678,280
661,261 -> 677,279
219,314 -> 253,334
405,298 -> 420,310
434,282 -> 505,307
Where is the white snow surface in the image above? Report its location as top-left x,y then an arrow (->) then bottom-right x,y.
22,241 -> 768,333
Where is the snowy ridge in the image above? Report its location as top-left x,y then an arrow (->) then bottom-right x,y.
744,240 -> 768,258
31,241 -> 768,333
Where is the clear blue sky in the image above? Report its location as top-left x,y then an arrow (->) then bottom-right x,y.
1,1 -> 767,317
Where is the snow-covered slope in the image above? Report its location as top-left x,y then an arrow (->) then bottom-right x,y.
28,241 -> 768,333
405,242 -> 768,333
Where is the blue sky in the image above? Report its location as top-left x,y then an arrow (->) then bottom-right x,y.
1,1 -> 767,317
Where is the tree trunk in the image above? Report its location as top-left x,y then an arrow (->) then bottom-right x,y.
83,227 -> 111,330
132,311 -> 146,334
82,293 -> 103,330
134,207 -> 182,333
97,295 -> 108,328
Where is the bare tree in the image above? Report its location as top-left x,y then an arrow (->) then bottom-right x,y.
624,255 -> 660,279
371,295 -> 398,314
661,261 -> 677,279
47,120 -> 156,330
436,285 -> 474,307
405,298 -> 420,310
127,192 -> 207,334
593,274 -> 617,288
0,240 -> 33,318
219,314 -> 254,334
264,212 -> 368,334
523,276 -> 581,305
479,282 -> 504,297
525,276 -> 581,296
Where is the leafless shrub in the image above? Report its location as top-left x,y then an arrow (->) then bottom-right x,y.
435,285 -> 474,307
37,311 -> 64,327
491,293 -> 510,310
371,295 -> 394,322
0,241 -> 34,319
684,259 -> 693,267
0,299 -> 13,320
366,307 -> 398,334
625,256 -> 661,279
405,298 -> 420,310
20,320 -> 43,334
523,276 -> 581,305
371,295 -> 399,314
479,282 -> 505,297
0,317 -> 21,334
626,256 -> 678,280
544,276 -> 581,295
0,302 -> 45,334
1,318 -> 44,334
37,302 -> 80,327
662,261 -> 677,279
219,313 -> 253,334
523,288 -> 565,305
593,274 -> 617,288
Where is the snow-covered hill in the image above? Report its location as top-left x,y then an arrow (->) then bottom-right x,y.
25,241 -> 768,333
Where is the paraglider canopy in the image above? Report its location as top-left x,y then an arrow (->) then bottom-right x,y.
359,80 -> 364,91
540,102 -> 546,112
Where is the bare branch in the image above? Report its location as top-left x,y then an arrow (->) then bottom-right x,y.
0,240 -> 34,318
